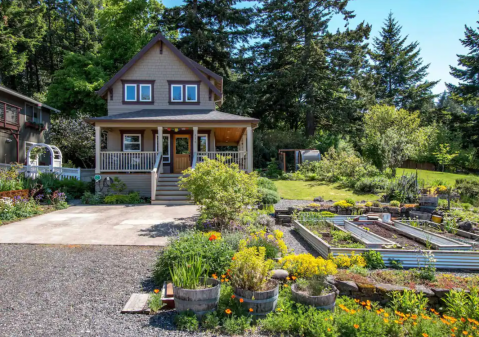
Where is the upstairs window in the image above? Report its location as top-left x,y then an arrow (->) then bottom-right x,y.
122,81 -> 155,104
168,81 -> 200,104
25,104 -> 41,123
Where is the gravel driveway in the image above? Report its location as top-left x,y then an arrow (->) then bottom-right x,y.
0,244 -> 264,337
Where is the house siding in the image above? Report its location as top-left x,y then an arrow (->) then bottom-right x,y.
97,174 -> 151,197
107,42 -> 216,115
0,91 -> 52,164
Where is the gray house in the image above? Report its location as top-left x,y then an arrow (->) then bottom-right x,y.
0,86 -> 59,165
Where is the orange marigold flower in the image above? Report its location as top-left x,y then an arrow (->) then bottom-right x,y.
462,332 -> 468,335
366,306 -> 371,310
225,278 -> 229,282
231,295 -> 236,299
249,308 -> 253,312
286,277 -> 290,281
412,314 -> 418,320
422,334 -> 429,337
221,279 -> 225,283
221,275 -> 226,278
284,284 -> 288,287
384,313 -> 389,318
291,276 -> 297,280
413,322 -> 417,326
354,299 -> 360,303
225,309 -> 232,315
328,328 -> 331,332
361,301 -> 366,306
461,318 -> 467,323
154,289 -> 160,294
209,235 -> 217,241
354,324 -> 359,329
384,318 -> 389,323
232,256 -> 236,260
212,274 -> 218,279
240,298 -> 244,303
350,309 -> 357,315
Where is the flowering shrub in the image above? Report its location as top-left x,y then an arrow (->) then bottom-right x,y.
204,231 -> 222,240
229,246 -> 274,291
330,252 -> 366,269
48,190 -> 68,209
279,254 -> 337,278
0,196 -> 42,221
243,229 -> 288,259
0,165 -> 25,192
333,200 -> 354,209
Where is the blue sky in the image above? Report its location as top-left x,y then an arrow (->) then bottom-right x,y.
162,0 -> 479,95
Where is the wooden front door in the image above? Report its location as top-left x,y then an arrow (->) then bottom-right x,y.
173,134 -> 191,173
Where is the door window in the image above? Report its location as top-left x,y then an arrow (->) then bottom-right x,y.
176,137 -> 190,154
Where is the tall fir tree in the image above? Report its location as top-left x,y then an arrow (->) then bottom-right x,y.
371,13 -> 438,114
447,12 -> 479,103
250,0 -> 372,136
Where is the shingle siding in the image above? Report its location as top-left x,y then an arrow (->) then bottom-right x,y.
108,43 -> 216,115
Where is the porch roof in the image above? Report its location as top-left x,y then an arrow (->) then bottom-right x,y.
86,109 -> 259,124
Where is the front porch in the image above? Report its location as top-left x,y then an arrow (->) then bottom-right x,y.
94,125 -> 253,174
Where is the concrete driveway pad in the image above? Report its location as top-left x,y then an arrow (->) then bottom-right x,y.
0,204 -> 198,246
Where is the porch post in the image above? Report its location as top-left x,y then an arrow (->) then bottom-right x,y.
193,126 -> 198,156
157,126 -> 163,173
95,125 -> 101,174
247,126 -> 253,173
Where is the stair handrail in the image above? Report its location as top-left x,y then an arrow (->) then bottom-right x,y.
191,152 -> 198,170
151,152 -> 163,201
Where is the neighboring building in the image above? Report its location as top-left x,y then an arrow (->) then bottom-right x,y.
87,33 -> 259,204
0,86 -> 59,165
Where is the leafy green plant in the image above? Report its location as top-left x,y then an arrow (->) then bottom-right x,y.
388,258 -> 403,270
153,231 -> 236,285
348,265 -> 369,277
201,312 -> 220,330
109,177 -> 127,193
388,290 -> 428,314
103,192 -> 142,204
148,292 -> 165,312
180,157 -> 260,227
362,250 -> 385,270
373,201 -> 381,207
383,174 -> 420,203
389,200 -> 400,207
174,310 -> 199,331
354,176 -> 390,194
257,177 -> 278,191
81,191 -> 104,205
170,256 -> 209,289
222,315 -> 252,335
443,287 -> 479,321
0,166 -> 25,192
418,251 -> 436,281
258,187 -> 280,205
229,246 -> 274,291
0,197 -> 43,221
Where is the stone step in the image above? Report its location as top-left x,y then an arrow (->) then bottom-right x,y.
151,200 -> 193,205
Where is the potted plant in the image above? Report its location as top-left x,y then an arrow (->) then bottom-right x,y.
229,246 -> 278,317
171,256 -> 220,317
291,276 -> 339,311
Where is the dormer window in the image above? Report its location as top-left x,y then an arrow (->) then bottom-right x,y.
168,81 -> 200,104
121,80 -> 155,104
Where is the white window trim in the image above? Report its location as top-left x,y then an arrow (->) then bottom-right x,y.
185,85 -> 198,102
123,133 -> 141,152
124,84 -> 137,102
139,84 -> 152,102
171,85 -> 183,102
156,134 -> 170,163
198,134 -> 208,152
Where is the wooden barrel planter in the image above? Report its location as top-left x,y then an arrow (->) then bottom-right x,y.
173,278 -> 220,317
291,283 -> 339,312
234,279 -> 279,317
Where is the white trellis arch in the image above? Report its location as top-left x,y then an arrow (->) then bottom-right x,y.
25,143 -> 64,178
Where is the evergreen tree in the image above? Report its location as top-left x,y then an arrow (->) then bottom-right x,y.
251,0 -> 372,136
371,13 -> 438,113
448,12 -> 479,103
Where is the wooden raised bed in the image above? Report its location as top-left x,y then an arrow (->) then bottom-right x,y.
0,189 -> 29,200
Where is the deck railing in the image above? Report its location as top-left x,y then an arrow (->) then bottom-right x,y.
0,100 -> 20,129
197,151 -> 248,170
100,151 -> 159,172
150,152 -> 163,201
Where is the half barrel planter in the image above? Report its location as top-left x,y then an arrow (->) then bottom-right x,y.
173,278 -> 220,317
234,279 -> 279,317
291,283 -> 339,312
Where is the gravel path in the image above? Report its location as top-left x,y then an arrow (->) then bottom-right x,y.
273,224 -> 319,257
0,244 -> 262,337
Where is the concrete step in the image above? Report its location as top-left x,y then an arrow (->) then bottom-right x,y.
156,190 -> 190,196
151,200 -> 193,205
155,195 -> 190,201
157,181 -> 178,186
161,174 -> 182,178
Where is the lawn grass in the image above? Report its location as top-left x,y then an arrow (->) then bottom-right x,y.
399,168 -> 479,186
273,180 -> 380,202
274,169 -> 479,201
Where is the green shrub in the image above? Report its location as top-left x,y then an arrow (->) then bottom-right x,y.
0,197 -> 42,221
0,166 -> 24,192
388,290 -> 428,314
201,312 -> 220,330
383,174 -> 420,203
373,201 -> 381,207
258,187 -> 280,205
222,315 -> 252,335
103,192 -> 142,204
81,191 -> 104,205
362,250 -> 385,270
345,198 -> 356,206
174,310 -> 199,331
56,178 -> 89,199
153,231 -> 236,285
389,200 -> 400,207
180,157 -> 260,227
443,287 -> 479,321
456,178 -> 479,204
257,177 -> 277,192
354,176 -> 389,194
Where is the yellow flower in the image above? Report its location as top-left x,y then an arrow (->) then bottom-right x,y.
384,313 -> 389,318
225,309 -> 232,315
153,289 -> 159,294
384,319 -> 389,323
423,334 -> 429,337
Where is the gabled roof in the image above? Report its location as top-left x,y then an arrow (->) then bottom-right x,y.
96,33 -> 223,100
0,85 -> 60,113
85,109 -> 259,124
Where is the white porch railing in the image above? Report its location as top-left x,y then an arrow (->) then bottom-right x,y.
197,151 -> 248,170
150,152 -> 163,201
100,151 -> 158,172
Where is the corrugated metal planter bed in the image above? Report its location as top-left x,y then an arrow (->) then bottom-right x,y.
293,217 -> 479,270
398,220 -> 479,249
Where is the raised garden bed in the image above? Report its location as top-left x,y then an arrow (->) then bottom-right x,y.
0,189 -> 29,199
293,214 -> 479,270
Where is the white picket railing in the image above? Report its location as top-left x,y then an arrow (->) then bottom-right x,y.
197,151 -> 248,170
100,151 -> 159,172
0,163 -> 81,180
